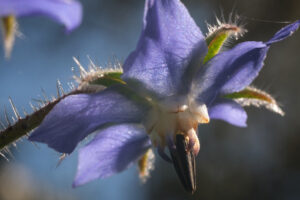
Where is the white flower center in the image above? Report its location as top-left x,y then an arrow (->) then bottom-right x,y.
144,96 -> 209,155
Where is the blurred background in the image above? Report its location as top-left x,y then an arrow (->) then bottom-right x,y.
0,0 -> 300,199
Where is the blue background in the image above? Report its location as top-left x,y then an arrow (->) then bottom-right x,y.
1,0 -> 300,199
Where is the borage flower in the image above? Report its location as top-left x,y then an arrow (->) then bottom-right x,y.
29,0 -> 300,193
0,0 -> 82,57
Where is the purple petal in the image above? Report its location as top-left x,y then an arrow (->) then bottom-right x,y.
73,124 -> 151,187
266,20 -> 300,45
194,20 -> 300,104
194,41 -> 268,104
29,88 -> 149,154
0,0 -> 82,32
122,0 -> 207,97
208,98 -> 247,127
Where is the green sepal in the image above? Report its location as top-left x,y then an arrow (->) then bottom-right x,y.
224,87 -> 284,116
204,24 -> 243,64
225,88 -> 262,99
204,32 -> 229,64
90,72 -> 125,87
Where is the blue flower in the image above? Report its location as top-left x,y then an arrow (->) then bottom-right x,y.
0,0 -> 82,32
0,0 -> 82,57
29,0 -> 300,193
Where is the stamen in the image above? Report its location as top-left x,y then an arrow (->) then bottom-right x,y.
138,149 -> 155,183
187,129 -> 200,156
169,134 -> 196,193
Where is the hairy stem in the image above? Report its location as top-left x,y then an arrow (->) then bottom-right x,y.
0,90 -> 88,150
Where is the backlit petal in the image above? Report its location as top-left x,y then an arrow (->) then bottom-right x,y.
73,124 -> 151,187
194,41 -> 268,104
208,98 -> 247,127
266,20 -> 300,45
29,88 -> 149,154
195,21 -> 300,104
122,0 -> 207,98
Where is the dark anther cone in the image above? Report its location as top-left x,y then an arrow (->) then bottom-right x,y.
169,134 -> 196,194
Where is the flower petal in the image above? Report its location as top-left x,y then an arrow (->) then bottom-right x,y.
266,20 -> 300,45
194,41 -> 268,104
122,0 -> 207,97
29,88 -> 149,154
0,0 -> 82,32
194,20 -> 300,104
73,124 -> 151,187
208,98 -> 247,127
